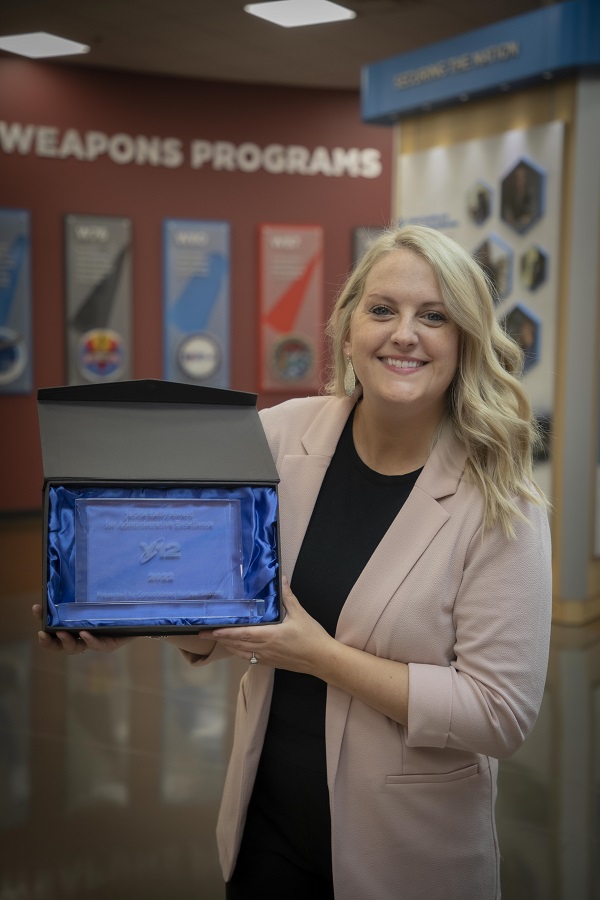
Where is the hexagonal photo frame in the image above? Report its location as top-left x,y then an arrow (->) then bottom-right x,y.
501,303 -> 542,375
520,245 -> 548,292
466,180 -> 493,226
500,158 -> 546,235
473,233 -> 513,303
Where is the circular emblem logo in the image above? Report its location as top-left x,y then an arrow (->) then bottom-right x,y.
0,326 -> 28,386
271,335 -> 314,382
177,333 -> 221,380
78,329 -> 125,382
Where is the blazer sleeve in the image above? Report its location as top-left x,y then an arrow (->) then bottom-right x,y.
406,495 -> 552,759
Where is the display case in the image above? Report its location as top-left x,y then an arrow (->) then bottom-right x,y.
38,379 -> 281,634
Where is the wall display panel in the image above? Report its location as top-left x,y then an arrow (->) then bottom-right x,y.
0,209 -> 33,394
163,220 -> 230,388
258,224 -> 323,392
65,215 -> 132,386
396,122 -> 564,500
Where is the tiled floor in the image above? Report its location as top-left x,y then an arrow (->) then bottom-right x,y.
1,516 -> 599,899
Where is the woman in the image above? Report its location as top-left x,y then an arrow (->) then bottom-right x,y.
36,225 -> 552,900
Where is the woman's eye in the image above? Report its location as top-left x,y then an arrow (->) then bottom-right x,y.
371,305 -> 392,316
423,311 -> 446,323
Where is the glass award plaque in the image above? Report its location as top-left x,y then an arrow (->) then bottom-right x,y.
44,484 -> 280,630
75,498 -> 244,610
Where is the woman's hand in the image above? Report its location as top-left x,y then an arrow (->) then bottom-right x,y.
205,578 -> 334,675
205,579 -> 409,724
32,604 -> 135,655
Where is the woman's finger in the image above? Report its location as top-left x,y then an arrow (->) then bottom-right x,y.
37,630 -> 65,653
55,630 -> 88,655
280,581 -> 300,613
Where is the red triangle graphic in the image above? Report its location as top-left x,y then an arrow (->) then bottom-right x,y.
264,249 -> 322,334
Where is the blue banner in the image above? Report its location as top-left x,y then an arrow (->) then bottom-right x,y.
362,0 -> 600,123
0,209 -> 33,394
163,219 -> 230,387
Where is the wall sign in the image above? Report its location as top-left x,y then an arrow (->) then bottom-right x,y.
362,0 -> 600,122
0,208 -> 33,394
163,219 -> 230,388
0,122 -> 382,179
65,214 -> 132,385
259,224 -> 323,392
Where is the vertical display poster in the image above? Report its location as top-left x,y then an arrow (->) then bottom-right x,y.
163,220 -> 230,387
259,224 -> 323,392
0,209 -> 33,394
65,214 -> 132,385
396,122 -> 564,501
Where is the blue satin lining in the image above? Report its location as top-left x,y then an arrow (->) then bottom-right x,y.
46,485 -> 279,630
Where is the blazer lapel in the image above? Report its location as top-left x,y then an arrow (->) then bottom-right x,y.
336,424 -> 467,648
326,425 -> 467,784
336,488 -> 450,647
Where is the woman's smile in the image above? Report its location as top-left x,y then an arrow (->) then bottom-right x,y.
379,357 -> 427,371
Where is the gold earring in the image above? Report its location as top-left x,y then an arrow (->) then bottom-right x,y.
344,358 -> 356,397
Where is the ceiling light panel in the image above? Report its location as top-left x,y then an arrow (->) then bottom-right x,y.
244,1 -> 356,28
0,32 -> 90,58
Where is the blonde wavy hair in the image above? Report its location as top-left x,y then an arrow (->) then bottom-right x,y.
325,224 -> 544,536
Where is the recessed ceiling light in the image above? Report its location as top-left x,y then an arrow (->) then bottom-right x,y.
0,32 -> 90,59
244,0 -> 356,28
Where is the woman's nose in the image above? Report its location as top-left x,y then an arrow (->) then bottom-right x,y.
391,315 -> 418,345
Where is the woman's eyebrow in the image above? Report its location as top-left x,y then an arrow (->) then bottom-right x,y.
364,291 -> 446,308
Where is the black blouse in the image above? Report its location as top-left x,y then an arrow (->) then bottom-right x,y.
264,407 -> 422,772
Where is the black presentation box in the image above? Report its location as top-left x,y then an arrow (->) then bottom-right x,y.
38,379 -> 282,635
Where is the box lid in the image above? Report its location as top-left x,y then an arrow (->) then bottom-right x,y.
38,379 -> 279,483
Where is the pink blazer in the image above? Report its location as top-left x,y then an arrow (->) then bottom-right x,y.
192,395 -> 552,899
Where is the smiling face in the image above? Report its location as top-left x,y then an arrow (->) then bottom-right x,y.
344,248 -> 460,424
